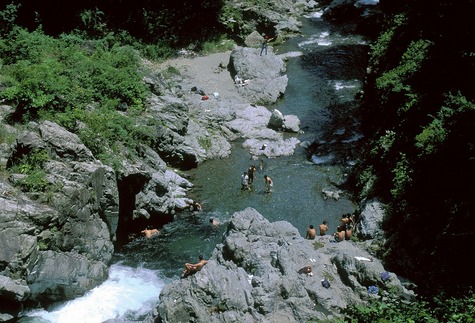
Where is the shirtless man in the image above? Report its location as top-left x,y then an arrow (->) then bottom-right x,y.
340,213 -> 354,227
264,175 -> 273,193
183,255 -> 208,277
248,165 -> 256,184
345,224 -> 353,240
319,221 -> 329,236
306,225 -> 316,240
191,201 -> 202,212
209,218 -> 220,226
333,226 -> 345,242
141,225 -> 159,238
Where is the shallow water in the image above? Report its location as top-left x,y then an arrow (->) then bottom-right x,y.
23,9 -> 371,322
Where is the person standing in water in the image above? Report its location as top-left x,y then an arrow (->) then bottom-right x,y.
264,175 -> 273,193
241,171 -> 250,190
248,165 -> 256,184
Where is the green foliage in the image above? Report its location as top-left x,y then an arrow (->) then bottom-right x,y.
390,153 -> 412,199
198,136 -> 212,151
415,118 -> 446,155
0,3 -> 20,37
200,35 -> 235,55
0,124 -> 16,145
219,3 -> 244,31
43,105 -> 155,170
371,130 -> 396,156
9,148 -> 50,192
376,39 -> 431,97
79,8 -> 106,37
357,166 -> 377,199
369,13 -> 407,68
355,0 -> 475,292
343,291 -> 475,323
416,92 -> 474,156
0,28 -> 147,121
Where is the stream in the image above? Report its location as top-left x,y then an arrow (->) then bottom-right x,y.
22,8 -> 371,323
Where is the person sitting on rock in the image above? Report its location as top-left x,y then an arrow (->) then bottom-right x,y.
141,225 -> 159,238
333,226 -> 345,242
319,220 -> 329,236
340,213 -> 354,227
183,255 -> 208,278
345,223 -> 353,240
306,225 -> 316,240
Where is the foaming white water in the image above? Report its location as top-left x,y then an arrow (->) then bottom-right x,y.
332,81 -> 357,90
24,264 -> 165,323
298,31 -> 332,48
356,0 -> 379,6
303,10 -> 323,19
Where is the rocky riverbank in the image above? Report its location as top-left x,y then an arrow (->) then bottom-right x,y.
0,0 -> 388,321
0,44 -> 301,320
156,208 -> 413,322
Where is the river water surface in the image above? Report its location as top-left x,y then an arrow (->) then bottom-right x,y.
23,9 -> 371,323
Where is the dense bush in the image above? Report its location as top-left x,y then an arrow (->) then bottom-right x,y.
351,0 -> 475,293
2,0 -> 225,47
0,27 -> 147,121
343,290 -> 475,323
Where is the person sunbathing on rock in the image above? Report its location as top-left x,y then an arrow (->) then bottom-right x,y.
182,255 -> 208,278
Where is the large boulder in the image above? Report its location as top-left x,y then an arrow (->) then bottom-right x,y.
134,170 -> 194,218
229,46 -> 288,105
1,121 -> 118,311
27,250 -> 108,305
356,199 -> 385,239
0,275 -> 30,318
157,208 -> 413,322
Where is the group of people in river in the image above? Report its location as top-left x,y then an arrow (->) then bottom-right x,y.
241,164 -> 273,193
305,213 -> 355,242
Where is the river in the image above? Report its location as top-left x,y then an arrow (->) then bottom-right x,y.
22,8 -> 370,323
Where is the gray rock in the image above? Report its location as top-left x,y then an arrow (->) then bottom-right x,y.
242,137 -> 300,158
0,275 -> 30,302
157,208 -> 414,322
230,47 -> 288,105
135,170 -> 193,218
39,121 -> 94,161
27,250 -> 108,304
356,199 -> 385,239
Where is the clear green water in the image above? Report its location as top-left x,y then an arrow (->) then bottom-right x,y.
115,14 -> 369,281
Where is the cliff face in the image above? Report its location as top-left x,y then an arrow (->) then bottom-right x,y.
157,208 -> 413,322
